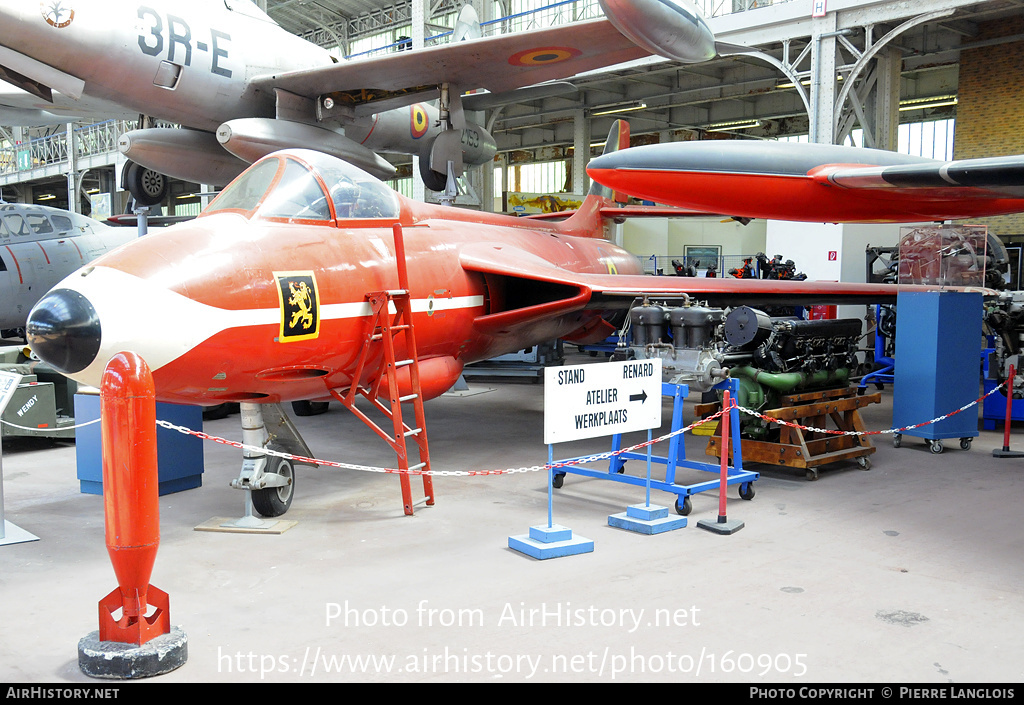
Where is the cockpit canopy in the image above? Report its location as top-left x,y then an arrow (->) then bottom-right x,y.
204,149 -> 401,223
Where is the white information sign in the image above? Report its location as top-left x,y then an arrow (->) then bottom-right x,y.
544,359 -> 662,444
0,371 -> 21,415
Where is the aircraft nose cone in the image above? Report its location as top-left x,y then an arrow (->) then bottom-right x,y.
26,289 -> 102,374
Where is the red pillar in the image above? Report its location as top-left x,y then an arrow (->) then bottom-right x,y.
97,351 -> 171,645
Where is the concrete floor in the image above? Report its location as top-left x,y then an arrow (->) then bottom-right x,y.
2,351 -> 1023,684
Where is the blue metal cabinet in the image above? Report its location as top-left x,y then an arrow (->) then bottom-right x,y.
74,392 -> 205,495
891,291 -> 982,453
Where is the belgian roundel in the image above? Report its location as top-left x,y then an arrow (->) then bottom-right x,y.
508,46 -> 582,67
410,104 -> 429,139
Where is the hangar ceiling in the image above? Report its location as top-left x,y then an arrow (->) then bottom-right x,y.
257,0 -> 1024,162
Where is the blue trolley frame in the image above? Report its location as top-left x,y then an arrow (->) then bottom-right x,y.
551,378 -> 759,514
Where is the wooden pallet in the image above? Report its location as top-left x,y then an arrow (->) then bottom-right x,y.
695,386 -> 881,480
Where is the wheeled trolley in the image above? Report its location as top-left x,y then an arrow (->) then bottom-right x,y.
552,380 -> 759,515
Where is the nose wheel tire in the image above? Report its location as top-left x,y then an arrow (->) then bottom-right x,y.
251,454 -> 295,517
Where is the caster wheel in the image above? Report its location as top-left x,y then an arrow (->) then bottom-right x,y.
930,440 -> 943,454
960,438 -> 973,450
893,434 -> 902,448
857,456 -> 872,470
739,482 -> 755,500
674,495 -> 692,516
805,469 -> 819,481
551,473 -> 564,489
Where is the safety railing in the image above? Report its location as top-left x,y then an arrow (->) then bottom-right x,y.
0,119 -> 179,178
346,0 -> 791,58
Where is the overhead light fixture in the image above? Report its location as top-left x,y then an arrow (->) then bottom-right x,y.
592,101 -> 647,117
899,95 -> 958,112
777,76 -> 841,89
37,194 -> 56,201
706,119 -> 761,132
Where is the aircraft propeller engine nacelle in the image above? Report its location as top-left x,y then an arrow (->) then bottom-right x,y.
118,128 -> 250,187
598,0 -> 717,63
217,118 -> 398,181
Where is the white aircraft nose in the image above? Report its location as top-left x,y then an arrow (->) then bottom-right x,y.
26,288 -> 103,374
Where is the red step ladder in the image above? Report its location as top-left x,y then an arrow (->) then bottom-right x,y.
331,224 -> 434,515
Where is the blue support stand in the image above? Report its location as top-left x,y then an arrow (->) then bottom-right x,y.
552,380 -> 758,518
892,291 -> 982,453
507,446 -> 594,559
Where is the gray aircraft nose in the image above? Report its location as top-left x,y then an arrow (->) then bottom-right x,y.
26,289 -> 102,374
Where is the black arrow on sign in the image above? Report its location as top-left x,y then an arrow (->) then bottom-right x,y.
629,390 -> 648,403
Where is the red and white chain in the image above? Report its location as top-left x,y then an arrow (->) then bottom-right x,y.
149,381 -> 1006,476
735,381 -> 1006,437
156,407 -> 729,477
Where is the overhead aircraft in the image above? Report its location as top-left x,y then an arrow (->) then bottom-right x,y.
0,201 -> 134,338
24,120 -> 937,518
0,0 -> 725,203
585,140 -> 1024,223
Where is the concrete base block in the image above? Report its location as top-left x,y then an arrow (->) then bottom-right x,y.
78,625 -> 188,679
697,516 -> 745,535
508,524 -> 594,560
609,504 -> 686,535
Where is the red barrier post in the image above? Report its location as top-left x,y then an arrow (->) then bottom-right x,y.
79,351 -> 187,680
1003,365 -> 1015,451
698,389 -> 746,534
97,351 -> 169,645
993,364 -> 1024,458
718,389 -> 731,519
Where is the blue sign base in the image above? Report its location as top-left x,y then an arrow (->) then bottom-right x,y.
508,524 -> 594,560
608,503 -> 686,535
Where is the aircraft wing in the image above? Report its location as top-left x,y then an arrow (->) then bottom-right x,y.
252,18 -> 649,116
578,273 -> 912,307
815,155 -> 1024,198
0,80 -> 131,126
458,242 -> 944,337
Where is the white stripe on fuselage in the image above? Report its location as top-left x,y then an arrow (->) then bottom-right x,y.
54,266 -> 483,388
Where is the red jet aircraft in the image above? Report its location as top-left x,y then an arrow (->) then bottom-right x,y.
586,140 -> 1024,223
24,122 -> 924,517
